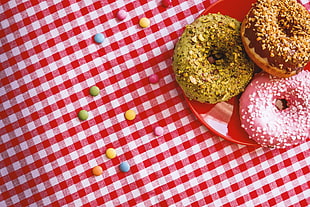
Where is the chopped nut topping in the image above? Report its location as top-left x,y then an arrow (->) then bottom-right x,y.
245,0 -> 310,69
172,14 -> 254,103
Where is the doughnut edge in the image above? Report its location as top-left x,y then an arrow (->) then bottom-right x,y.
240,19 -> 297,78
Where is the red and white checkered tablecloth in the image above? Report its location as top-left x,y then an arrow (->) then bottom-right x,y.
1,0 -> 310,206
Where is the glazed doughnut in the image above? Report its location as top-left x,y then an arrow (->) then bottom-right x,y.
239,70 -> 310,148
241,0 -> 310,78
173,14 -> 254,104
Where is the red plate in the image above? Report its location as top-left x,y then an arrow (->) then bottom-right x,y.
186,0 -> 310,146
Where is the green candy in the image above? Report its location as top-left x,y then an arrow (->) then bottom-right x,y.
78,110 -> 88,120
89,86 -> 100,96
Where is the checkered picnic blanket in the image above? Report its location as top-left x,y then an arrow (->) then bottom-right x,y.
1,0 -> 309,206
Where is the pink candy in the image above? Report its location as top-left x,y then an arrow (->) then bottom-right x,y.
162,0 -> 171,8
116,9 -> 127,21
148,74 -> 159,84
154,126 -> 164,136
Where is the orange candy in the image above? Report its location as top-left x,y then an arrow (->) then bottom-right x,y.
92,166 -> 103,176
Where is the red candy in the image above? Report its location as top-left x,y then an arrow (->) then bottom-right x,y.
148,74 -> 159,84
116,9 -> 127,21
162,0 -> 171,8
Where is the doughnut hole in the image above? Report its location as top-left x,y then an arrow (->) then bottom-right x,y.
207,52 -> 225,65
207,56 -> 216,64
275,98 -> 289,110
277,8 -> 306,37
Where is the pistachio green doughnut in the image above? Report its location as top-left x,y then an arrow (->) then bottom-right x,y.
173,14 -> 254,104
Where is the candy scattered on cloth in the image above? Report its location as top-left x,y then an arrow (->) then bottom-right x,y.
106,148 -> 117,159
89,86 -> 100,96
154,126 -> 164,136
119,161 -> 130,172
162,0 -> 171,8
116,9 -> 127,21
78,110 -> 89,120
149,74 -> 159,83
94,33 -> 105,43
124,109 -> 136,120
92,166 -> 103,176
139,17 -> 150,28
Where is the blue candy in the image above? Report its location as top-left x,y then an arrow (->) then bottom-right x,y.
94,33 -> 105,44
119,161 -> 130,172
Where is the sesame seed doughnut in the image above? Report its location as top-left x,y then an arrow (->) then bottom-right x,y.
173,14 -> 254,104
239,70 -> 310,148
241,0 -> 310,78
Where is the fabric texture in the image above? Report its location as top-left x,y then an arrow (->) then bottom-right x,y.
1,0 -> 309,206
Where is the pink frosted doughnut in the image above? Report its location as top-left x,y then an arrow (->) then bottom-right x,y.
239,70 -> 310,148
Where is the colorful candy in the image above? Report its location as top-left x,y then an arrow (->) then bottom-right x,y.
125,109 -> 136,120
139,17 -> 150,28
94,33 -> 105,44
89,86 -> 100,96
78,110 -> 89,120
92,166 -> 103,176
149,74 -> 159,84
162,0 -> 171,8
116,9 -> 127,21
154,126 -> 164,136
119,161 -> 130,172
106,148 -> 116,159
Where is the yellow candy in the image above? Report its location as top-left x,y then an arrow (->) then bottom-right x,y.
139,17 -> 150,28
125,109 -> 136,120
106,148 -> 116,159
